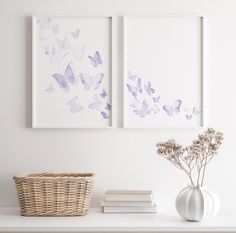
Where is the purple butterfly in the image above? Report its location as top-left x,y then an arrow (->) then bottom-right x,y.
67,96 -> 85,113
71,29 -> 80,39
163,99 -> 182,116
100,89 -> 108,98
127,71 -> 138,80
88,95 -> 103,111
186,107 -> 201,120
145,82 -> 155,96
88,51 -> 102,67
79,73 -> 104,90
126,78 -> 142,97
133,100 -> 151,118
152,96 -> 160,103
101,111 -> 109,119
53,63 -> 76,91
105,103 -> 111,111
186,114 -> 193,120
52,24 -> 59,35
36,18 -> 51,30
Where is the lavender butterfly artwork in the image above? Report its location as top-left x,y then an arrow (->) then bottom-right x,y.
127,70 -> 139,80
88,95 -> 103,111
126,78 -> 142,98
79,73 -> 104,90
67,96 -> 85,113
125,70 -> 202,127
145,82 -> 155,96
124,17 -> 203,128
100,89 -> 108,98
163,99 -> 182,116
88,51 -> 103,67
185,107 -> 201,120
53,63 -> 77,91
33,17 -> 112,128
133,100 -> 151,118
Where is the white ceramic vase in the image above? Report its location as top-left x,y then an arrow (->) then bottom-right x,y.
175,185 -> 220,221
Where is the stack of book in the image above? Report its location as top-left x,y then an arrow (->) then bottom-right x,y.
101,190 -> 157,213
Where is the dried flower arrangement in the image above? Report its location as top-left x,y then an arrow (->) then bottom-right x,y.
156,128 -> 224,187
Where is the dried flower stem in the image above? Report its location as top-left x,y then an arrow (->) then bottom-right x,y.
156,128 -> 223,187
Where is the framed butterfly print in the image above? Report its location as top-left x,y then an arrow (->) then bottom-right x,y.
123,16 -> 205,128
32,16 -> 113,128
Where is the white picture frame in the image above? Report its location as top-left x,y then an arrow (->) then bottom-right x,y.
32,16 -> 113,128
123,15 -> 205,128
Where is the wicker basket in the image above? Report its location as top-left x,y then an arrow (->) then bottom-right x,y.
13,173 -> 95,216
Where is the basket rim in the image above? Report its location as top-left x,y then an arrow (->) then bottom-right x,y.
13,172 -> 95,180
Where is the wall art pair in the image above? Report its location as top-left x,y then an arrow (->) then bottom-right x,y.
32,16 -> 204,128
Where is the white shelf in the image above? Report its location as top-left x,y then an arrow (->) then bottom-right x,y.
0,207 -> 235,232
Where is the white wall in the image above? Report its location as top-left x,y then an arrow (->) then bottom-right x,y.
0,0 -> 236,212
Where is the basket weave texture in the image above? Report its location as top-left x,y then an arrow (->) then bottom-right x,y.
13,173 -> 95,216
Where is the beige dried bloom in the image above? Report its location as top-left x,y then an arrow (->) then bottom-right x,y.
157,140 -> 184,169
156,128 -> 224,187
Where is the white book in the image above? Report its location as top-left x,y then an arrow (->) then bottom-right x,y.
102,204 -> 157,213
101,200 -> 154,207
104,190 -> 152,202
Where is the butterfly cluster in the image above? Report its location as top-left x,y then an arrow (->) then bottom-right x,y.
126,70 -> 201,121
38,18 -> 111,120
185,107 -> 201,120
51,61 -> 110,119
37,18 -> 85,65
127,71 -> 160,118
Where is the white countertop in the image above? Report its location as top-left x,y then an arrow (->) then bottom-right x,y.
0,207 -> 235,232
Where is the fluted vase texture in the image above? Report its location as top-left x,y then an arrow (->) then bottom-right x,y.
175,185 -> 220,221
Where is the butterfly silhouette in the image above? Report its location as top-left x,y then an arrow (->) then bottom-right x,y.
71,29 -> 80,39
79,73 -> 104,90
88,51 -> 102,67
53,63 -> 76,91
66,96 -> 85,113
127,71 -> 138,80
145,81 -> 155,96
100,89 -> 108,98
88,95 -> 103,111
101,111 -> 109,119
186,107 -> 201,120
133,100 -> 151,118
105,103 -> 111,111
127,78 -> 142,98
163,99 -> 182,116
